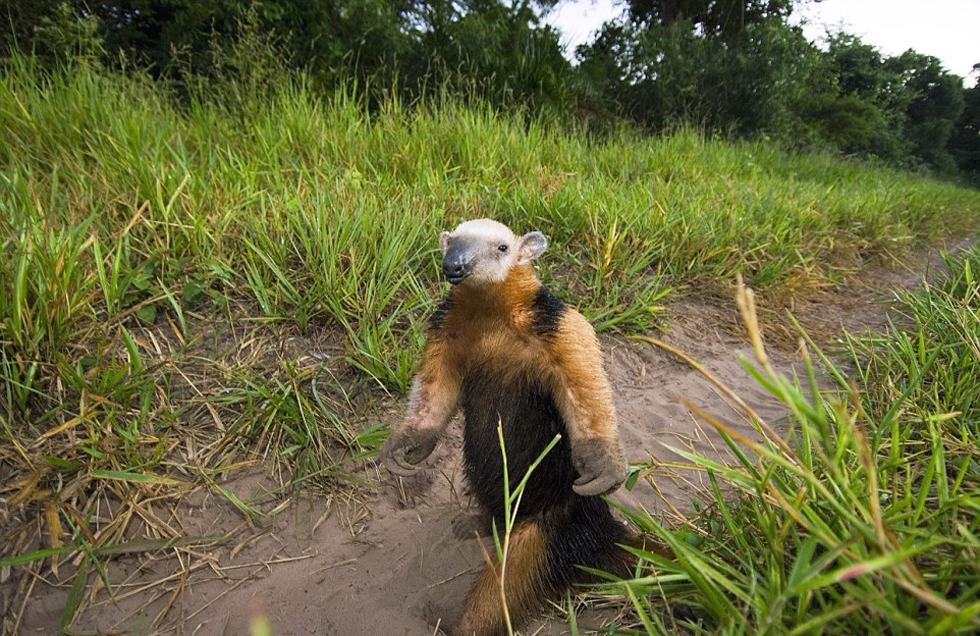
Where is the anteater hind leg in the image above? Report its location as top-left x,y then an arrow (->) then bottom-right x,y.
455,520 -> 550,636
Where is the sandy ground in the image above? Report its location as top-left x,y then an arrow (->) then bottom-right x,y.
5,302 -> 806,636
4,239 -> 969,636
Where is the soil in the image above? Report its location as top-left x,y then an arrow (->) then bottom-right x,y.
2,237 -> 972,636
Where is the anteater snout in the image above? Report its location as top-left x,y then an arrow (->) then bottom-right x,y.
443,245 -> 473,284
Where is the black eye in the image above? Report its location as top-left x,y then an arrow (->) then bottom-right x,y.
498,244 -> 508,253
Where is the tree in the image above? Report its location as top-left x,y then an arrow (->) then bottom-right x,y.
414,0 -> 573,111
887,50 -> 965,173
577,1 -> 828,138
624,0 -> 794,38
949,68 -> 980,180
1,0 -> 574,113
809,33 -> 912,162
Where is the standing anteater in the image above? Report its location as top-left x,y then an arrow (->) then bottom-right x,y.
381,219 -> 630,635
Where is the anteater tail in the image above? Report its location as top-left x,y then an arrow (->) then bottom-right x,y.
455,496 -> 634,636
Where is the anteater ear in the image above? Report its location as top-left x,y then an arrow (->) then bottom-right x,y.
517,231 -> 548,264
439,231 -> 451,256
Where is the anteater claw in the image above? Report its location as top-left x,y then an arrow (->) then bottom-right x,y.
571,438 -> 627,496
386,453 -> 420,477
572,469 -> 624,496
380,427 -> 440,477
381,443 -> 419,476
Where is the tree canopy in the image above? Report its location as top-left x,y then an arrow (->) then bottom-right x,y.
2,0 -> 977,179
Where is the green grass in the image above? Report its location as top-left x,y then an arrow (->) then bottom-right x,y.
1,52 -> 979,632
614,248 -> 980,634
2,55 -> 978,394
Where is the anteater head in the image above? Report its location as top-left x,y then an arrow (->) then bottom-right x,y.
439,219 -> 547,286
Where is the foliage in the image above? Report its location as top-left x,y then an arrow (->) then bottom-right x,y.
814,33 -> 914,163
0,0 -> 573,114
577,15 -> 827,140
4,1 -> 978,178
888,50 -> 966,173
950,74 -> 980,180
414,0 -> 575,114
576,11 -> 975,176
623,0 -> 795,39
615,252 -> 980,634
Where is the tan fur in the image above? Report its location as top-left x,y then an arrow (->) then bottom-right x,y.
397,339 -> 461,440
422,263 -> 618,446
549,309 -> 619,444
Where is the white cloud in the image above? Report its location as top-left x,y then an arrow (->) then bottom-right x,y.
543,0 -> 624,58
545,0 -> 979,82
794,0 -> 979,81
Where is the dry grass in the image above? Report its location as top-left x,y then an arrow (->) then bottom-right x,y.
2,52 -> 979,633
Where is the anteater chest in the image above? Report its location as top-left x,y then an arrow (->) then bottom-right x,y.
453,323 -> 556,435
459,363 -> 577,519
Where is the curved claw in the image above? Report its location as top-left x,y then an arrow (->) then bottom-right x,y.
404,444 -> 433,465
381,427 -> 441,477
386,463 -> 420,477
384,451 -> 420,477
572,470 -> 624,497
380,440 -> 420,477
571,438 -> 627,496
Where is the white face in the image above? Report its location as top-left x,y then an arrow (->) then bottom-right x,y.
439,219 -> 547,286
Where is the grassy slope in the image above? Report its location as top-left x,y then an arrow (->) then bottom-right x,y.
1,56 -> 979,632
3,58 -> 979,389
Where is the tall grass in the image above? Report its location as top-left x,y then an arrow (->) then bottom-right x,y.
1,52 -> 979,630
615,248 -> 980,635
3,55 -> 978,396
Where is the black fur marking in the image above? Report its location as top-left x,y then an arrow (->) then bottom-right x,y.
461,363 -> 575,519
541,496 -> 626,594
460,363 -> 625,594
530,286 -> 565,338
428,293 -> 453,333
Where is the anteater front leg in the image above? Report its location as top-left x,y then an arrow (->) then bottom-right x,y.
547,309 -> 627,496
381,339 -> 460,476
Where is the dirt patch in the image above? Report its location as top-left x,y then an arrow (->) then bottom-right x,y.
762,235 -> 976,348
4,240 -> 972,636
2,313 -> 803,636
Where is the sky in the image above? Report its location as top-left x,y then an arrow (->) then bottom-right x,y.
544,0 -> 980,82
